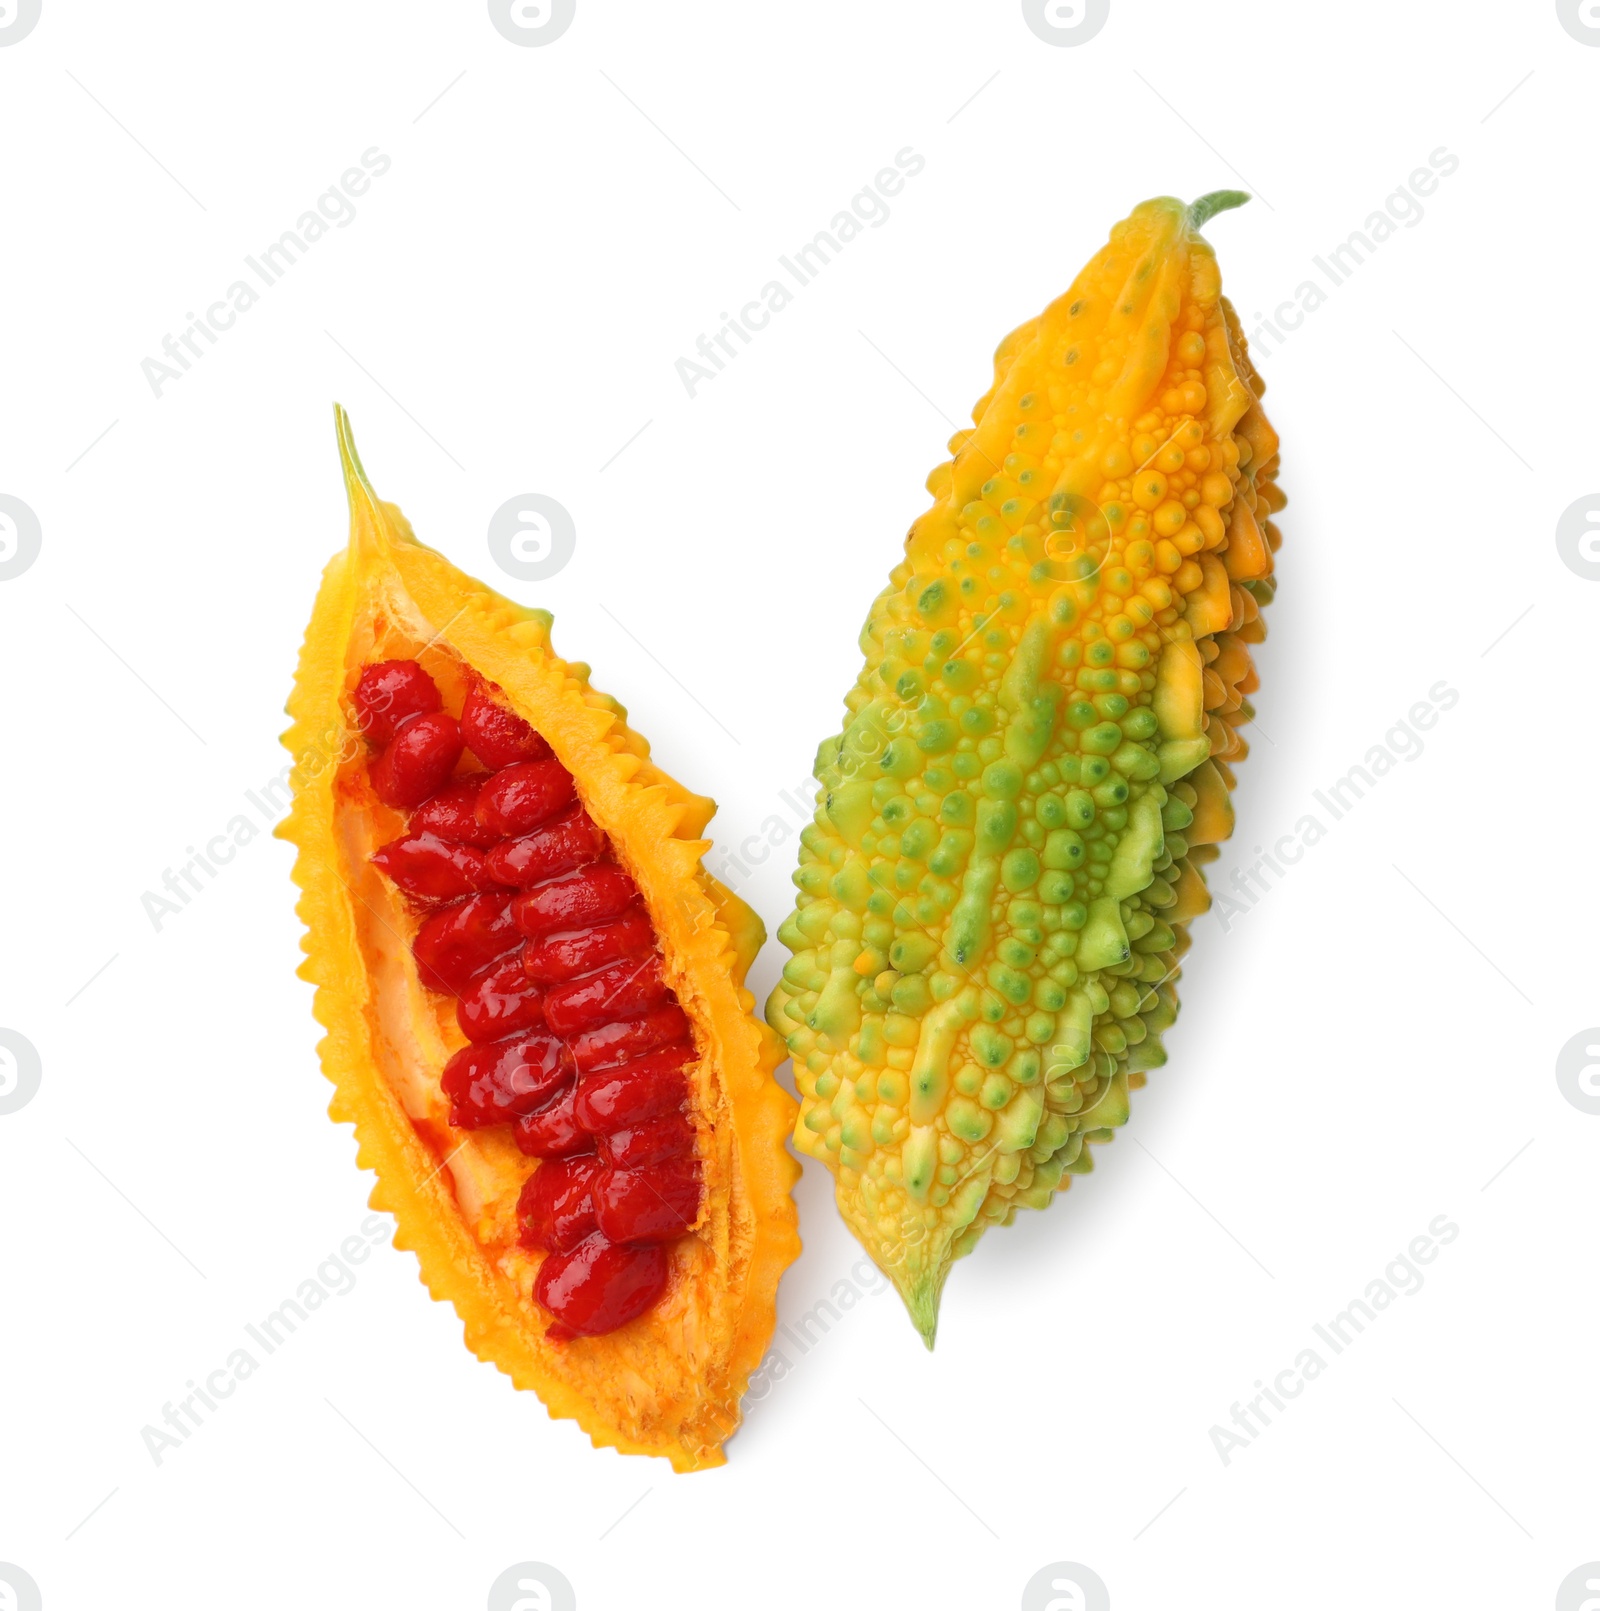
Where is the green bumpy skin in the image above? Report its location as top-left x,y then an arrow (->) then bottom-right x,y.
766,194 -> 1283,1343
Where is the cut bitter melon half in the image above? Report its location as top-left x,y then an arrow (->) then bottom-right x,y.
279,408 -> 799,1468
767,194 -> 1282,1344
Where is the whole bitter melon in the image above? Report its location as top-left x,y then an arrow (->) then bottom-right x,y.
766,193 -> 1282,1343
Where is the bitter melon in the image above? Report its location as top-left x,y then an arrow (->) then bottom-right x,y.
281,409 -> 800,1466
766,193 -> 1282,1343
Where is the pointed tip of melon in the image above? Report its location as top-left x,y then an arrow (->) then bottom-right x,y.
332,402 -> 363,487
333,403 -> 386,548
895,1266 -> 944,1350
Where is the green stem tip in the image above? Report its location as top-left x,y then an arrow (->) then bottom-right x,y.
333,402 -> 388,551
899,1264 -> 946,1350
1187,190 -> 1251,231
333,403 -> 371,493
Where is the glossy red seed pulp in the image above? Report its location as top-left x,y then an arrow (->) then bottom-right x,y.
513,1083 -> 588,1158
598,1110 -> 696,1170
516,1155 -> 603,1252
574,1046 -> 693,1131
534,1237 -> 669,1342
360,660 -> 701,1338
371,711 -> 463,808
456,956 -> 546,1043
372,833 -> 498,900
440,1032 -> 572,1129
477,761 -> 576,837
595,1159 -> 701,1243
411,778 -> 500,846
412,895 -> 518,995
523,907 -> 654,983
461,681 -> 553,768
485,809 -> 604,888
354,659 -> 441,743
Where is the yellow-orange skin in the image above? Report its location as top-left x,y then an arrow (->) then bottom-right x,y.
767,196 -> 1282,1342
279,411 -> 800,1470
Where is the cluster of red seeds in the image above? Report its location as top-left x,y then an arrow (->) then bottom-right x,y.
354,658 -> 702,1341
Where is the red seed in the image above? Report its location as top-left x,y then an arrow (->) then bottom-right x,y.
461,682 -> 552,769
512,864 -> 639,941
574,1045 -> 694,1133
513,1082 -> 589,1159
455,955 -> 544,1042
372,833 -> 496,900
410,778 -> 500,847
534,1235 -> 669,1338
485,809 -> 604,889
516,1155 -> 602,1252
412,894 -> 518,995
440,1032 -> 573,1129
594,1159 -> 701,1243
475,760 -> 576,837
371,712 -> 463,809
598,1111 -> 696,1170
353,660 -> 440,744
524,908 -> 656,984
570,1006 -> 692,1073
544,956 -> 670,1036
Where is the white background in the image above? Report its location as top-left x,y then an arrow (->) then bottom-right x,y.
2,2 -> 1597,1607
